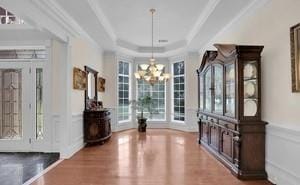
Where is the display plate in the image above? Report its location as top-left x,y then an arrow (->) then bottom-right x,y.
244,63 -> 257,79
244,100 -> 257,116
244,81 -> 256,97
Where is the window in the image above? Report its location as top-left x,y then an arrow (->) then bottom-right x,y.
118,61 -> 131,122
137,79 -> 166,121
0,7 -> 24,24
172,61 -> 185,121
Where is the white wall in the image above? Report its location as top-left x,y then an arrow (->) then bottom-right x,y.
199,0 -> 300,184
51,38 -> 105,158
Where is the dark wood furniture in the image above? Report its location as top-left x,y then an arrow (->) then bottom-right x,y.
84,109 -> 111,144
83,66 -> 111,144
197,44 -> 267,180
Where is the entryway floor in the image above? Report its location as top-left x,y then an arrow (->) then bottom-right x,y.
0,152 -> 59,185
30,129 -> 271,185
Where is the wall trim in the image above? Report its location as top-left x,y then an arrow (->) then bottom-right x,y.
86,0 -> 117,41
267,123 -> 300,144
266,123 -> 300,185
186,0 -> 221,43
199,0 -> 271,53
60,113 -> 84,159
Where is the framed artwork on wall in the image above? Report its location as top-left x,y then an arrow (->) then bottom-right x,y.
291,23 -> 300,92
73,67 -> 87,90
97,77 -> 105,92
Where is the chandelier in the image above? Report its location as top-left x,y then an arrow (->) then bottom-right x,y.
134,9 -> 170,86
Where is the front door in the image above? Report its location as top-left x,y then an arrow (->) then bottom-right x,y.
0,60 -> 47,151
0,62 -> 33,151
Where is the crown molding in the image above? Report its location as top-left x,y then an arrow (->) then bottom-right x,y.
186,0 -> 221,44
116,53 -> 135,62
198,0 -> 271,54
30,0 -> 80,37
29,0 -> 101,50
87,0 -> 117,42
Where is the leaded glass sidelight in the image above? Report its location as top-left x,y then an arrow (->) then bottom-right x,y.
0,69 -> 22,139
36,68 -> 44,139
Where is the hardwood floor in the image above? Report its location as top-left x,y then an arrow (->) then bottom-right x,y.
30,129 -> 271,185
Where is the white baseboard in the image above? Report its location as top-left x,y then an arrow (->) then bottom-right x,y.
23,159 -> 64,185
266,123 -> 300,185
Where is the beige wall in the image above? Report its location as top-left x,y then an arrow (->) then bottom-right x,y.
51,39 -> 67,114
200,0 -> 300,128
70,38 -> 104,114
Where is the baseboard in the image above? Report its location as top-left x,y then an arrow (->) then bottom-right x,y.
266,160 -> 300,185
60,113 -> 84,159
266,123 -> 300,185
61,136 -> 84,159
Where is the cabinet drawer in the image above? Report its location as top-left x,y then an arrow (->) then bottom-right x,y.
219,120 -> 235,130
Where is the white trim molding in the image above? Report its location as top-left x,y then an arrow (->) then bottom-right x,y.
266,123 -> 300,185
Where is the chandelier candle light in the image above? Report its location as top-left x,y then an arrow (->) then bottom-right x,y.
134,9 -> 170,85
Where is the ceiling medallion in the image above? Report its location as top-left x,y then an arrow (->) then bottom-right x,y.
134,8 -> 170,86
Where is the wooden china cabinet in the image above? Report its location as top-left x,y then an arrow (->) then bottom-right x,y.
197,44 -> 267,180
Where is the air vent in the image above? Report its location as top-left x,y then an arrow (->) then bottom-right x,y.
158,39 -> 168,43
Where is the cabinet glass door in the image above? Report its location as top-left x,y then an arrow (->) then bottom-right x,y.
243,61 -> 258,117
225,64 -> 235,116
213,65 -> 223,114
199,76 -> 204,110
204,67 -> 212,112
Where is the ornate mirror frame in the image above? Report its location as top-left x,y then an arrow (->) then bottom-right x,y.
84,66 -> 98,110
291,23 -> 300,92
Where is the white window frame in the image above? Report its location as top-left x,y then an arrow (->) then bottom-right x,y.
171,60 -> 186,123
117,60 -> 132,123
135,78 -> 167,122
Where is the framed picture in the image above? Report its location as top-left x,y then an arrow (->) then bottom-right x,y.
291,23 -> 300,92
73,67 -> 87,90
97,77 -> 106,92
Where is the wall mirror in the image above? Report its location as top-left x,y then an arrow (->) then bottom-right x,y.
291,23 -> 300,92
84,66 -> 98,110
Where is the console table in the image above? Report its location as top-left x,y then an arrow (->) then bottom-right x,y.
83,109 -> 112,144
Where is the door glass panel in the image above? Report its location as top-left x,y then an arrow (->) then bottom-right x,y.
0,69 -> 22,139
199,76 -> 204,110
204,67 -> 211,112
225,64 -> 235,116
36,68 -> 44,139
214,65 -> 223,113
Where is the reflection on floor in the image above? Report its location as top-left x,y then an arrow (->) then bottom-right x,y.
0,152 -> 59,185
31,129 -> 271,185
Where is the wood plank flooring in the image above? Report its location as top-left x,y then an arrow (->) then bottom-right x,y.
30,129 -> 272,185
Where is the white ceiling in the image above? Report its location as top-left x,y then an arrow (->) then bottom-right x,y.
96,0 -> 208,47
0,0 -> 265,57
